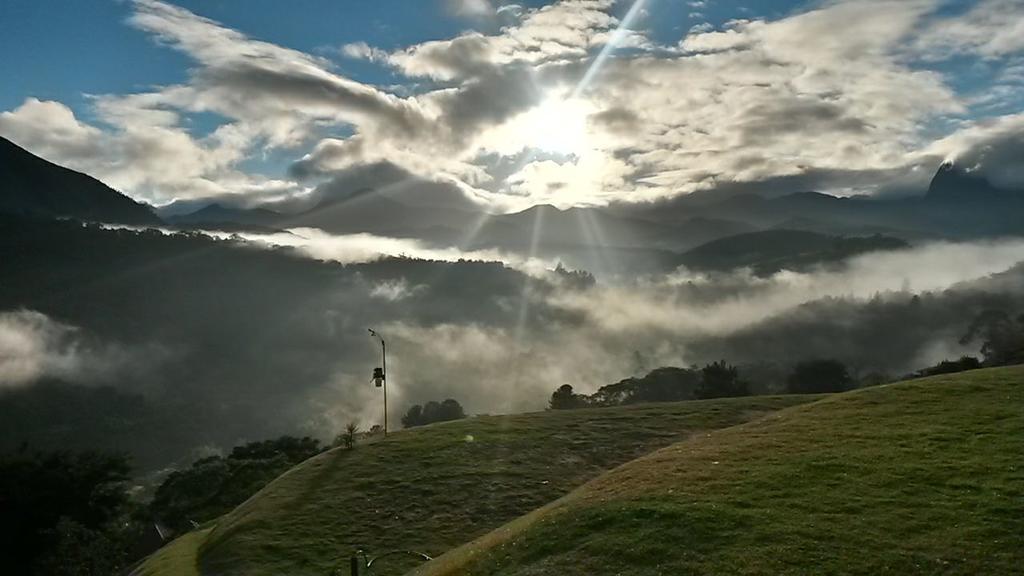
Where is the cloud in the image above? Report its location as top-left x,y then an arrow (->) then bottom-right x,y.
550,239 -> 1024,338
448,0 -> 495,18
0,97 -> 267,203
125,0 -> 431,145
303,237 -> 1024,417
915,0 -> 1024,59
196,227 -> 555,275
919,113 -> 1024,189
0,310 -> 134,389
1,0 -> 435,204
387,0 -> 621,80
339,41 -> 389,62
3,0 -> 1024,211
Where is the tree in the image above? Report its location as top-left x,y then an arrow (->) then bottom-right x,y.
229,436 -> 321,462
553,263 -> 596,289
402,399 -> 467,428
696,361 -> 749,399
549,384 -> 585,410
960,310 -> 1024,366
149,436 -> 322,533
912,356 -> 981,378
439,399 -> 466,421
334,422 -> 359,450
402,404 -> 424,428
0,448 -> 132,576
787,359 -> 852,394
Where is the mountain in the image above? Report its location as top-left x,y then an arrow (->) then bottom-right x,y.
621,163 -> 1024,242
0,136 -> 160,225
167,203 -> 283,229
675,229 -> 909,275
927,161 -> 1007,200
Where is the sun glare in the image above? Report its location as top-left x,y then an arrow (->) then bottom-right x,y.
526,98 -> 591,156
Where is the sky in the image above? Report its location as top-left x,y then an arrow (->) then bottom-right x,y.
1,0 -> 1024,211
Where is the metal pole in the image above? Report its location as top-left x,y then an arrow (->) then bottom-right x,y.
381,337 -> 388,436
370,328 -> 388,437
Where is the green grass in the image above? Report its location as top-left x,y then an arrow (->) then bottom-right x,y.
132,529 -> 209,576
138,395 -> 813,575
417,366 -> 1024,576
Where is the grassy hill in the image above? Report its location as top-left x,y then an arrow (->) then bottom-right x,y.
417,366 -> 1024,576
136,396 -> 814,575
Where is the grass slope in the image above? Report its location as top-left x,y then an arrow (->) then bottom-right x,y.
419,366 -> 1024,576
132,530 -> 209,576
139,396 -> 813,575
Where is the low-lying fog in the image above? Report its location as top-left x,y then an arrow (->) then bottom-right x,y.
5,226 -> 1024,457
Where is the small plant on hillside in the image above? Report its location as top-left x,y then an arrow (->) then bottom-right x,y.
334,422 -> 359,450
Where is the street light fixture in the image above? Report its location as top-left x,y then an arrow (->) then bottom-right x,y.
367,328 -> 387,436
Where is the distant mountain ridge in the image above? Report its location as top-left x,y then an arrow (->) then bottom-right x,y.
0,136 -> 160,225
676,229 -> 910,275
167,203 -> 283,227
927,161 -> 1012,200
4,135 -> 1022,275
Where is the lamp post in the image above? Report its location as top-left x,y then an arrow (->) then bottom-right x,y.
368,328 -> 387,436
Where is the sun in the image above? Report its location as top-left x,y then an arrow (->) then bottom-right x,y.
524,97 -> 591,156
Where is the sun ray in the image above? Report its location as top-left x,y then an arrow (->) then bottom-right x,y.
571,0 -> 649,99
574,207 -> 614,279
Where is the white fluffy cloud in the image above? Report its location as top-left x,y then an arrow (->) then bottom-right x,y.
0,97 -> 269,202
2,0 -> 1024,209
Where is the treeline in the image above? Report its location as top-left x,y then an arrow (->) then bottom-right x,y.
401,398 -> 466,428
549,359 -> 854,409
149,436 -> 323,534
2,448 -> 139,576
1,434 -> 337,575
551,308 -> 1024,410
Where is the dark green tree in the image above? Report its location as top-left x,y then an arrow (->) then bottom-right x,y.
912,356 -> 981,378
696,361 -> 749,399
787,359 -> 852,394
439,398 -> 466,421
960,310 -> 1024,366
402,404 -> 424,428
401,399 -> 467,427
0,448 -> 132,576
148,436 -> 322,533
549,384 -> 585,410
